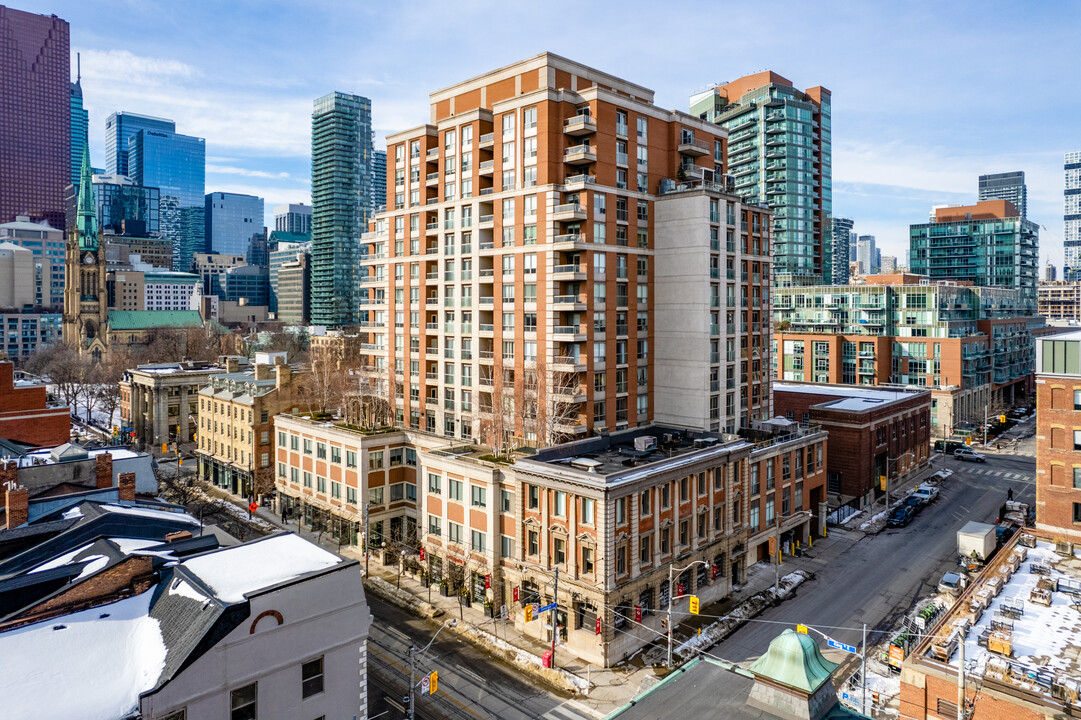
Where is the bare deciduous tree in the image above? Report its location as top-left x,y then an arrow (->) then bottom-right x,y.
304,347 -> 349,416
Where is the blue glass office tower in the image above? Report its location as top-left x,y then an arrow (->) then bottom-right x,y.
128,127 -> 206,271
205,192 -> 264,257
310,91 -> 372,326
104,111 -> 175,177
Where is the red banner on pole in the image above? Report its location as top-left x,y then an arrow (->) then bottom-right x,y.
595,617 -> 602,635
484,574 -> 491,589
419,547 -> 426,561
677,583 -> 685,596
711,565 -> 719,580
513,586 -> 520,603
634,605 -> 643,623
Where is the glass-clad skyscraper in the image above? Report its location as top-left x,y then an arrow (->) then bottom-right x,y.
205,192 -> 264,257
128,127 -> 206,271
691,72 -> 832,287
0,7 -> 70,229
371,149 -> 387,210
105,111 -> 175,177
70,61 -> 88,188
830,217 -> 853,285
310,91 -> 373,326
978,171 -> 1027,219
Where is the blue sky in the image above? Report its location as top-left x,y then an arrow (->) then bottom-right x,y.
23,0 -> 1081,265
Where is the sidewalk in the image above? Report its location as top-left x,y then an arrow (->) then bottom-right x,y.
228,497 -> 864,712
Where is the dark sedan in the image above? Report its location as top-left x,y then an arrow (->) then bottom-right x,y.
887,504 -> 916,527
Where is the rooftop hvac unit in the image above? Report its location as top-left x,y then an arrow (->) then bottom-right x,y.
634,436 -> 658,452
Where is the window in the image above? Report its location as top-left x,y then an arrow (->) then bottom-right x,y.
640,537 -> 652,565
615,497 -> 627,523
449,479 -> 463,501
1074,467 -> 1081,490
501,489 -> 513,512
553,491 -> 567,516
390,483 -> 404,502
471,530 -> 487,553
524,106 -> 537,129
316,442 -> 326,459
582,546 -> 595,574
471,485 -> 487,507
553,537 -> 566,565
502,535 -> 514,557
369,451 -> 384,470
581,497 -> 595,524
429,516 -> 442,536
302,657 -> 324,698
230,683 -> 257,720
528,529 -> 539,555
661,483 -> 671,509
528,484 -> 539,509
449,522 -> 463,544
640,489 -> 651,515
1075,503 -> 1081,524
346,450 -> 357,468
428,473 -> 442,494
369,486 -> 384,505
303,438 -> 312,454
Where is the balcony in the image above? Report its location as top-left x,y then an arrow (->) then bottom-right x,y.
678,137 -> 710,157
551,386 -> 587,404
552,232 -> 584,245
478,132 -> 494,148
563,144 -> 596,165
553,324 -> 587,341
552,295 -> 586,311
563,115 -> 597,136
553,420 -> 588,436
551,264 -> 586,281
679,164 -> 705,180
478,214 -> 494,228
551,355 -> 587,372
425,222 -> 439,236
563,173 -> 595,189
551,203 -> 587,221
426,148 -> 439,159
479,160 -> 495,175
426,172 -> 439,186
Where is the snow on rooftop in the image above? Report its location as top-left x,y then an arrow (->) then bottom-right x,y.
110,538 -> 164,554
0,590 -> 166,720
99,504 -> 200,526
181,533 -> 344,603
946,541 -> 1081,684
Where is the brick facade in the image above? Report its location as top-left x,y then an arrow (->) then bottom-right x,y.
1035,373 -> 1081,540
0,362 -> 69,447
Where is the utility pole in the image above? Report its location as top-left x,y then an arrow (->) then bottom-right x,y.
957,634 -> 965,720
983,404 -> 989,447
408,643 -> 416,720
363,503 -> 371,576
861,622 -> 867,715
666,563 -> 675,670
550,565 -> 559,667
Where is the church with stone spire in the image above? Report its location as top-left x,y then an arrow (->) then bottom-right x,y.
63,138 -> 108,361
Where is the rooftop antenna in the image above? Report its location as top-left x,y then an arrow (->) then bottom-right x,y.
76,52 -> 81,83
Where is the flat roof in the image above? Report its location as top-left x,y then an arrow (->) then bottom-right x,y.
912,535 -> 1081,706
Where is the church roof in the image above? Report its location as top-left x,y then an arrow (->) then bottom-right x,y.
75,135 -> 98,251
747,629 -> 838,694
107,310 -> 204,331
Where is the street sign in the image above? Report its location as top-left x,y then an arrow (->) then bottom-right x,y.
879,475 -> 887,491
827,639 -> 858,655
429,670 -> 438,694
888,644 -> 905,668
421,675 -> 430,693
689,596 -> 699,615
538,602 -> 557,613
797,624 -> 808,634
248,501 -> 258,513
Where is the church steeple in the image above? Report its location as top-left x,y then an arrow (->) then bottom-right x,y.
76,135 -> 97,250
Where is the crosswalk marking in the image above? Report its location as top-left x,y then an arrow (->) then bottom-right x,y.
542,699 -> 605,720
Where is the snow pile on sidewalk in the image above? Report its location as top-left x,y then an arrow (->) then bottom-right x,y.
364,575 -> 426,615
858,510 -> 888,532
672,570 -> 811,661
196,487 -> 276,532
461,623 -> 591,694
840,658 -> 901,717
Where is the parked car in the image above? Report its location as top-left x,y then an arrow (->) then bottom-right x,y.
903,496 -> 925,515
938,571 -> 966,596
953,448 -> 986,463
912,484 -> 940,504
887,504 -> 916,527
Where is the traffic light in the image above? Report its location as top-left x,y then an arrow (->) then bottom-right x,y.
689,596 -> 700,615
429,670 -> 438,694
999,414 -> 1006,424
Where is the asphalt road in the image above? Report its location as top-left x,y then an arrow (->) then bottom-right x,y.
712,447 -> 1036,665
366,593 -> 602,720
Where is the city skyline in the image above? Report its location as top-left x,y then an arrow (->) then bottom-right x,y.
13,0 -> 1080,265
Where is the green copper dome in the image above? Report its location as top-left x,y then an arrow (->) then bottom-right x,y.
748,629 -> 838,694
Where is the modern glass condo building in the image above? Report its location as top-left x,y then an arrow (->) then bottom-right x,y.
978,171 -> 1027,219
310,91 -> 373,326
691,72 -> 832,288
128,127 -> 206,271
1065,152 -> 1081,281
830,217 -> 853,285
909,200 -> 1038,313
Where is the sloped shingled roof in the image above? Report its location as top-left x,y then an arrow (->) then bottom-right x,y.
107,310 -> 204,330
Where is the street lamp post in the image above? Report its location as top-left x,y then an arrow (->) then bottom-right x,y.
407,619 -> 456,720
666,560 -> 708,669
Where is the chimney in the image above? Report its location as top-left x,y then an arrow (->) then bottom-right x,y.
275,364 -> 292,391
254,363 -> 272,381
225,357 -> 239,373
5,487 -> 28,529
95,453 -> 113,489
118,472 -> 136,502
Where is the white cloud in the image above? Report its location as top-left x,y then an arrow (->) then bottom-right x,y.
206,164 -> 293,180
79,49 -> 200,86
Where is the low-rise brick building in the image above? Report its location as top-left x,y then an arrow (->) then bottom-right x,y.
0,361 -> 69,447
774,382 -> 931,509
1035,330 -> 1081,540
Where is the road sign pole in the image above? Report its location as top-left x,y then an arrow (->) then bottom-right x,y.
666,563 -> 674,669
550,565 -> 559,668
407,644 -> 416,720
